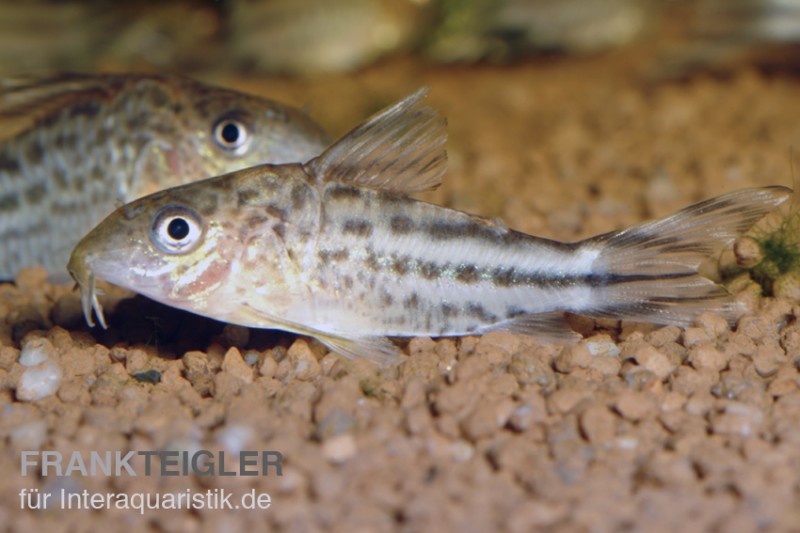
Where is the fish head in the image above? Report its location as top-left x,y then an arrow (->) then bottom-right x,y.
67,173 -> 251,328
129,79 -> 330,198
182,86 -> 331,177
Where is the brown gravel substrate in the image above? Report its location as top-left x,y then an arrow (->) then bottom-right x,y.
3,53 -> 800,532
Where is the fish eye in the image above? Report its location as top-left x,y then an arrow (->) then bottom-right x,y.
151,206 -> 204,254
213,117 -> 251,153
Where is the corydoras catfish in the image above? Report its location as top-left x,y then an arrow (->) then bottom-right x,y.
0,73 -> 330,278
68,89 -> 790,364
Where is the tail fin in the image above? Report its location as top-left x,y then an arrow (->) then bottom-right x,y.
584,186 -> 791,326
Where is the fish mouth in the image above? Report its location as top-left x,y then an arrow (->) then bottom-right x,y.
67,249 -> 107,329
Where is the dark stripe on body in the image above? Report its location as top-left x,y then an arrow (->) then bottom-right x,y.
355,248 -> 697,289
265,204 -> 288,221
24,183 -> 47,205
26,139 -> 45,166
0,153 -> 21,174
291,183 -> 312,210
343,219 -> 373,237
0,193 -> 19,211
327,185 -> 363,201
390,215 -> 414,234
237,188 -> 261,206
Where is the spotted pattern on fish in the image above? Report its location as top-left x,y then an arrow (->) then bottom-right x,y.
389,215 -> 414,234
0,153 -> 20,173
237,188 -> 261,207
342,219 -> 373,237
0,193 -> 18,211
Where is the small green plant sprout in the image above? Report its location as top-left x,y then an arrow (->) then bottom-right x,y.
734,187 -> 800,299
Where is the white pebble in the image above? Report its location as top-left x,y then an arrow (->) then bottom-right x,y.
244,350 -> 260,366
215,425 -> 253,455
615,437 -> 639,450
19,338 -> 55,367
451,439 -> 474,463
10,420 -> 47,449
584,340 -> 620,357
322,434 -> 357,464
17,361 -> 62,401
278,469 -> 304,494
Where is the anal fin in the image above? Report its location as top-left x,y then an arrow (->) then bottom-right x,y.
315,334 -> 401,366
482,311 -> 583,344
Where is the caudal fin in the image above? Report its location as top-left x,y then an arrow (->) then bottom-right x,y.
584,186 -> 791,326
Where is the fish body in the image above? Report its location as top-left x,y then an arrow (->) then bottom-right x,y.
68,89 -> 790,363
0,73 -> 330,278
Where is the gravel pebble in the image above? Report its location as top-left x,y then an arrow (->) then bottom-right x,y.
711,402 -> 764,437
549,388 -> 588,415
697,313 -> 730,339
737,316 -> 775,341
322,434 -> 357,464
752,345 -> 784,378
16,360 -> 62,401
774,271 -> 800,300
580,405 -> 616,444
259,353 -> 278,378
0,346 -> 19,370
645,326 -> 682,347
462,399 -> 515,440
689,345 -> 729,372
554,344 -> 592,373
183,351 -> 214,395
508,404 -> 535,431
632,345 -> 677,380
221,347 -> 254,384
768,375 -> 798,397
401,377 -> 427,410
510,349 -> 555,388
215,424 -> 254,454
18,338 -> 55,367
685,393 -> 714,417
683,327 -> 713,348
583,335 -> 620,357
280,340 -> 322,381
450,439 -> 475,462
9,419 -> 47,450
615,391 -> 658,421
316,409 -> 358,440
733,237 -> 762,268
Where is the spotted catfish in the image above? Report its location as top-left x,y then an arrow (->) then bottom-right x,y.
0,73 -> 330,278
68,89 -> 790,364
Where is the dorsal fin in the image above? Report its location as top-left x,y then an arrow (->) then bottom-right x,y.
304,88 -> 448,195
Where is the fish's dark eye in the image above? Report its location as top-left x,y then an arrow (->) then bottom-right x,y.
213,118 -> 250,153
167,218 -> 190,240
151,206 -> 204,254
